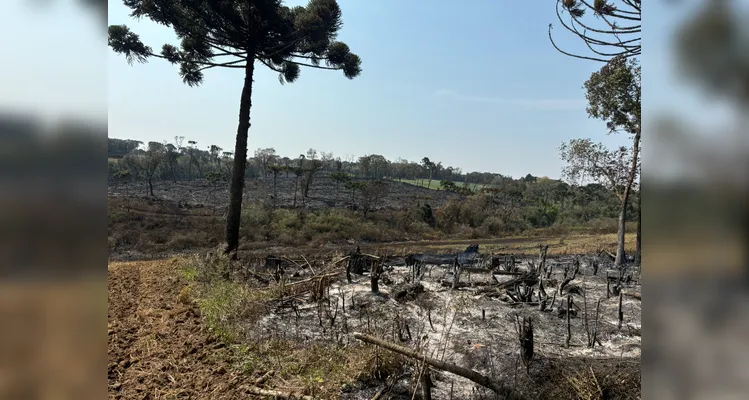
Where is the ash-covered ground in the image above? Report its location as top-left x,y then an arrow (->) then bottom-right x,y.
248,251 -> 641,399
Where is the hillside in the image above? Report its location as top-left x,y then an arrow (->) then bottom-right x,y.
108,174 -> 460,211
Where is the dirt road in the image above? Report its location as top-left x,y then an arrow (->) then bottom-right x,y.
108,258 -> 254,399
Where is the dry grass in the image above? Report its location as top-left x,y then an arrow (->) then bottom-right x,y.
407,233 -> 635,256
531,357 -> 641,400
109,195 -> 637,260
179,252 -> 408,397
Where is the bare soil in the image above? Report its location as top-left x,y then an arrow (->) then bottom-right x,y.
108,258 -> 259,399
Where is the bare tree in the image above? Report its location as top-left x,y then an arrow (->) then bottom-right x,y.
127,141 -> 166,197
357,180 -> 389,218
320,151 -> 334,171
302,159 -> 324,198
254,147 -> 277,178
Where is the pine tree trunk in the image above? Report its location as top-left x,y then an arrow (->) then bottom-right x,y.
225,55 -> 255,254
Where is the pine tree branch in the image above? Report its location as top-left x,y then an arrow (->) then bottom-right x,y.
548,25 -> 611,62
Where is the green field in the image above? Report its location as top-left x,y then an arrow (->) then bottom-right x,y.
399,179 -> 487,191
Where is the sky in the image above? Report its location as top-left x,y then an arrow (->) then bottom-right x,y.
0,0 -> 724,180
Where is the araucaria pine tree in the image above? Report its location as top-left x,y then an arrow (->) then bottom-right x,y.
108,0 -> 362,254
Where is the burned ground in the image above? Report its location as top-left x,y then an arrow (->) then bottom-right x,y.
107,246 -> 640,399
108,175 -> 458,211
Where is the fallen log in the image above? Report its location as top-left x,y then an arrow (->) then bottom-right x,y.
496,273 -> 538,290
438,280 -> 496,289
622,290 -> 641,300
352,332 -> 521,399
492,271 -> 526,276
243,386 -> 314,400
461,267 -> 493,274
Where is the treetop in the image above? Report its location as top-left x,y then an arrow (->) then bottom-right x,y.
108,0 -> 362,86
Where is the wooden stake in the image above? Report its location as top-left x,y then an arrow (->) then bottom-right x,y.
618,292 -> 624,330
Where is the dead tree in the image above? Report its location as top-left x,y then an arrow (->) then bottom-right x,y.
565,294 -> 572,347
539,244 -> 550,278
352,333 -> 521,399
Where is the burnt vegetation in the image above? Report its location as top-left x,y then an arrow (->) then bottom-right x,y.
108,1 -> 643,399
169,242 -> 640,399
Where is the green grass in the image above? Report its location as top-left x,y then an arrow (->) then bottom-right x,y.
178,253 -> 406,397
399,178 -> 488,191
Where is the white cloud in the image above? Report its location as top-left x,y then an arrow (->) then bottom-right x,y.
433,89 -> 586,111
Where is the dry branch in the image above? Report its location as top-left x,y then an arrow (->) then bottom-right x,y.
496,273 -> 538,290
352,332 -> 521,398
254,370 -> 274,386
243,386 -> 314,400
621,290 -> 641,300
285,271 -> 343,288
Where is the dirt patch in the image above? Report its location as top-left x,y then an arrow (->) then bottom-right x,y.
108,259 -> 258,399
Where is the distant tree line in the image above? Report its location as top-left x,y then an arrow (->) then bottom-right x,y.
108,136 -> 637,231
109,138 -> 538,188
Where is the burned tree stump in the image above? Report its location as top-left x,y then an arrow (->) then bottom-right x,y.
518,316 -> 534,374
618,291 -> 624,329
392,282 -> 424,303
347,249 -> 373,283
370,260 -> 381,294
419,366 -> 432,400
558,257 -> 580,293
451,256 -> 462,291
538,278 -> 549,311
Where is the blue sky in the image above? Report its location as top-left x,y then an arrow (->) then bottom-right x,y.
0,1 -> 715,180
106,0 -> 642,179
